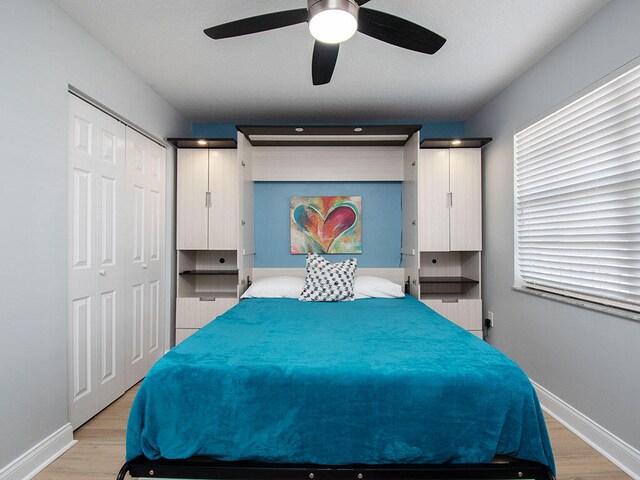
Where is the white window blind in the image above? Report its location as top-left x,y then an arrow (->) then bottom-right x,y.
515,62 -> 640,313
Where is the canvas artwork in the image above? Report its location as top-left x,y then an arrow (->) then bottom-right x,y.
290,196 -> 362,254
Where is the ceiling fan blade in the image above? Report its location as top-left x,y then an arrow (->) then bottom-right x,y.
358,8 -> 446,54
355,0 -> 372,5
312,41 -> 339,86
204,9 -> 308,39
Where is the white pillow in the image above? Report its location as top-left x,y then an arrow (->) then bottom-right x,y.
354,276 -> 405,299
241,276 -> 305,299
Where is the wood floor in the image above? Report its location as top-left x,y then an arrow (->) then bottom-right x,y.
34,384 -> 630,480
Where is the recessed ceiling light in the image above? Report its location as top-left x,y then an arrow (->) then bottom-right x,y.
295,127 -> 305,132
354,127 -> 363,132
451,139 -> 462,146
197,139 -> 207,146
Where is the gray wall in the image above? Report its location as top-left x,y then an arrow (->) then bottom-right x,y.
465,0 -> 640,450
0,0 -> 189,470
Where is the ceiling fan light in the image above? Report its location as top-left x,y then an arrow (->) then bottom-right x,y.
309,0 -> 358,44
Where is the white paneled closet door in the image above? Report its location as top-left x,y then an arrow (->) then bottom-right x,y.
68,95 -> 127,428
124,128 -> 165,389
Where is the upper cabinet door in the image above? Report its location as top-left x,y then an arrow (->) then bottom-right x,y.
208,149 -> 238,250
419,149 -> 450,252
177,149 -> 209,250
449,149 -> 482,251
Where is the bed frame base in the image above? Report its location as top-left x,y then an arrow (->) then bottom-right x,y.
117,456 -> 553,480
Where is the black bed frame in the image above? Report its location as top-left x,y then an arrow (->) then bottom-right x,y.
117,456 -> 554,480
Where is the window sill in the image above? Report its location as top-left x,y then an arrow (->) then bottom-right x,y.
512,286 -> 640,322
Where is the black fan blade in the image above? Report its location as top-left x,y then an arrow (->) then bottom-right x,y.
358,8 -> 446,54
312,41 -> 339,86
355,0 -> 372,5
204,9 -> 308,39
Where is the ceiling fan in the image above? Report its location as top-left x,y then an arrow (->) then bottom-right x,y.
204,0 -> 446,86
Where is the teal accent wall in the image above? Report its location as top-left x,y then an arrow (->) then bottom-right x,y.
254,182 -> 401,267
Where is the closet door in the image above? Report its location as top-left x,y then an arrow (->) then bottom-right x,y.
449,149 -> 482,251
124,128 -> 166,388
143,135 -> 166,368
419,149 -> 450,251
68,95 -> 126,427
208,149 -> 238,249
177,149 -> 209,250
95,109 -> 127,413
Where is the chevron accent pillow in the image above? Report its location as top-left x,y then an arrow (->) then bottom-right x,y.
299,254 -> 357,302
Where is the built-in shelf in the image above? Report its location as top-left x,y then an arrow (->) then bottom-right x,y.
179,270 -> 239,276
237,124 -> 421,147
168,138 -> 237,149
420,138 -> 492,149
419,276 -> 479,284
419,276 -> 479,296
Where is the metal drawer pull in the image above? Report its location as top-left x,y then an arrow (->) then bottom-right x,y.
442,298 -> 459,303
199,297 -> 217,302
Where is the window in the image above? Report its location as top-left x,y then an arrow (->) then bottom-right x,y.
514,61 -> 640,314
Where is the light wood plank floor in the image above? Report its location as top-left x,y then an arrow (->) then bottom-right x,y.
35,384 -> 630,480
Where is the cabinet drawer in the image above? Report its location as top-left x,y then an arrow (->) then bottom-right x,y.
176,297 -> 238,329
175,328 -> 198,345
421,298 -> 482,331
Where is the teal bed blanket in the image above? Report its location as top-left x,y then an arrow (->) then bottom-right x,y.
126,296 -> 554,473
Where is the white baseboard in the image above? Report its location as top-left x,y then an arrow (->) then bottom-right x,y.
0,423 -> 76,480
531,380 -> 640,479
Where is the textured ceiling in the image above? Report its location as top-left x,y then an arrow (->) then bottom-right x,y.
53,0 -> 610,123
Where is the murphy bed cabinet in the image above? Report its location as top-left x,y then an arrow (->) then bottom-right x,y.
170,139 -> 240,345
168,131 -> 490,344
418,138 -> 491,338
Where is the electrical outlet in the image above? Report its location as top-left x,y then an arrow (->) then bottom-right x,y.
487,311 -> 494,328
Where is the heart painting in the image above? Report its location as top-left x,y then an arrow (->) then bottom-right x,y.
290,196 -> 362,254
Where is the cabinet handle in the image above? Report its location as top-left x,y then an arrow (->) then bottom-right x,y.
199,297 -> 217,302
447,192 -> 453,207
205,191 -> 212,208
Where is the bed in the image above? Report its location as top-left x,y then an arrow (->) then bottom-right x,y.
119,296 -> 555,480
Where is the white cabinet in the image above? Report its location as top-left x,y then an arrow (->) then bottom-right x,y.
67,95 -> 166,428
417,143 -> 486,338
418,148 -> 482,252
176,149 -> 208,250
174,144 -> 241,344
421,299 -> 483,337
177,149 -> 238,250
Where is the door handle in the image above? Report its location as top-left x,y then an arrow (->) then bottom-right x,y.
99,270 -> 106,276
447,192 -> 453,207
205,191 -> 212,208
142,264 -> 148,270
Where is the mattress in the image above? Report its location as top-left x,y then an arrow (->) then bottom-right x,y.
126,296 -> 555,474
